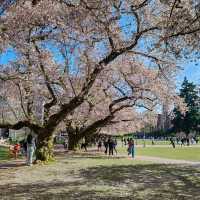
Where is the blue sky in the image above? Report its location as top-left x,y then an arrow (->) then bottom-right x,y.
118,13 -> 200,88
0,48 -> 17,64
0,47 -> 199,88
176,61 -> 200,87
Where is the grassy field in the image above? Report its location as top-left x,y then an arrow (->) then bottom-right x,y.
0,146 -> 10,162
121,139 -> 200,146
117,139 -> 169,146
134,139 -> 170,145
118,146 -> 200,161
1,152 -> 200,200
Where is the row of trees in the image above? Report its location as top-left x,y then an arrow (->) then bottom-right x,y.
0,0 -> 200,161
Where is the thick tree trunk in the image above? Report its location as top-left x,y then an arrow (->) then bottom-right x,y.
68,133 -> 82,150
35,134 -> 54,162
66,115 -> 114,151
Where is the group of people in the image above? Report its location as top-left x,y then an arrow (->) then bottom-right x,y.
97,137 -> 135,158
170,137 -> 199,148
97,137 -> 117,155
11,133 -> 36,166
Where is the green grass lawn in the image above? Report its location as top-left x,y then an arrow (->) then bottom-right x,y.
118,146 -> 200,161
117,139 -> 170,146
0,146 -> 10,162
134,139 -> 170,145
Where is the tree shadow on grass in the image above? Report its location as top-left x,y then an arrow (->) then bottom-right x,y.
80,164 -> 200,199
62,152 -> 126,160
1,164 -> 200,200
67,155 -> 125,160
0,162 -> 26,169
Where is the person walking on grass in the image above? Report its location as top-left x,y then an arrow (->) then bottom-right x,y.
113,138 -> 117,155
108,137 -> 114,156
97,140 -> 102,151
128,138 -> 135,158
104,138 -> 108,155
181,138 -> 185,146
170,137 -> 175,148
26,134 -> 35,166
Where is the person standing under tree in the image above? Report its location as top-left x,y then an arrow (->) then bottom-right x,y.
113,138 -> 117,155
108,137 -> 114,156
26,134 -> 35,166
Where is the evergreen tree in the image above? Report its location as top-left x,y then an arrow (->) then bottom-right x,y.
172,78 -> 200,135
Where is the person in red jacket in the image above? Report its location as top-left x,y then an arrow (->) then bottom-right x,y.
13,143 -> 21,159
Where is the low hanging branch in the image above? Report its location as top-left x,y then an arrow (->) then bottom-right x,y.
0,120 -> 43,133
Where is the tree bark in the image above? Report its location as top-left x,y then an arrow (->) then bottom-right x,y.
35,134 -> 54,162
68,132 -> 82,150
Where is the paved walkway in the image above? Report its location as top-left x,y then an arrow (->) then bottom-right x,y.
81,147 -> 200,165
135,155 -> 200,165
76,148 -> 200,165
1,145 -> 200,169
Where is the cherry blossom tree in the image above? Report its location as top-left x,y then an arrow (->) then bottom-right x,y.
0,0 -> 199,161
64,55 -> 181,149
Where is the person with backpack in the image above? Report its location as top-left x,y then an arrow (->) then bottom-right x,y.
26,134 -> 35,166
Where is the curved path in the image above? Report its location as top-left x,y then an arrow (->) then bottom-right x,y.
135,155 -> 200,165
1,145 -> 200,169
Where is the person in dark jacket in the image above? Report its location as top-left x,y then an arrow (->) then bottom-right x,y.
170,137 -> 175,148
104,139 -> 108,155
108,137 -> 114,156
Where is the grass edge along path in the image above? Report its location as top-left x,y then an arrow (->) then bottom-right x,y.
118,146 -> 200,162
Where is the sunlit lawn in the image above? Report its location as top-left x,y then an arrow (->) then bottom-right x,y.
134,139 -> 170,145
118,146 -> 200,161
122,139 -> 200,146
0,146 -> 10,162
